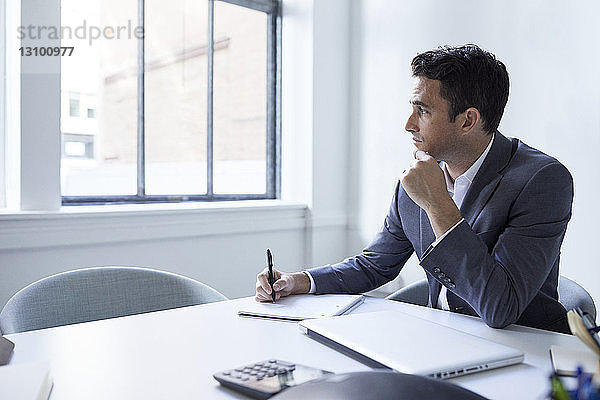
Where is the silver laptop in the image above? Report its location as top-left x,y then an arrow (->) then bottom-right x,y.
299,311 -> 524,379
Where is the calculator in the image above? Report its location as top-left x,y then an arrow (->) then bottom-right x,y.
213,359 -> 332,399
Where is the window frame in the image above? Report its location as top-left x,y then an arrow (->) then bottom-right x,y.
0,0 -> 5,208
62,0 -> 281,205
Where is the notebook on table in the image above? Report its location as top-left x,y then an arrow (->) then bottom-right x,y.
238,294 -> 365,322
299,310 -> 524,379
550,345 -> 599,376
552,308 -> 600,376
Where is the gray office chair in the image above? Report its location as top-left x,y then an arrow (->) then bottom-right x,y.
386,275 -> 597,323
386,279 -> 430,308
0,266 -> 228,334
558,276 -> 597,322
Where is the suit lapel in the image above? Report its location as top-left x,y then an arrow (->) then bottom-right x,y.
459,132 -> 515,226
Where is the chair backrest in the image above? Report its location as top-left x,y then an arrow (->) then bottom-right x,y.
0,266 -> 227,334
558,276 -> 597,322
385,279 -> 429,306
386,276 -> 597,324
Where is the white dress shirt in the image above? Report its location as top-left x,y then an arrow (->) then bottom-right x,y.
435,134 -> 494,310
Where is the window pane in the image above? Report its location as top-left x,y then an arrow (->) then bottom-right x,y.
213,2 -> 267,194
60,0 -> 138,196
144,0 -> 208,195
62,133 -> 94,159
69,92 -> 80,117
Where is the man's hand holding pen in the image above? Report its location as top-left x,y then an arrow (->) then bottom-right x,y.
255,266 -> 311,302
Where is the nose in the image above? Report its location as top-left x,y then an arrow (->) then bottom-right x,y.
405,111 -> 418,134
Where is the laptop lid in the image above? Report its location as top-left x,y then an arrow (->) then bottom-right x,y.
299,311 -> 524,379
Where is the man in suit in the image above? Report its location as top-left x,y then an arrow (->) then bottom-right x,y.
255,44 -> 574,333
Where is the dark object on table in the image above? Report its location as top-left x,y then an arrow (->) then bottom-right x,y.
0,335 -> 15,365
270,370 -> 488,400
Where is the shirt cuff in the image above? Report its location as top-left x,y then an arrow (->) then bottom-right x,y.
430,218 -> 465,248
304,270 -> 316,294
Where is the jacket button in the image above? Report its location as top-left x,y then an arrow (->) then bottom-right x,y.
448,282 -> 456,289
433,267 -> 441,273
438,273 -> 446,279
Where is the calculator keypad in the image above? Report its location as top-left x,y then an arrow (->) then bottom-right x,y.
214,359 -> 330,399
222,360 -> 296,382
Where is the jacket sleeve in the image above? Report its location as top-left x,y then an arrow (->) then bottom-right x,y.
420,162 -> 573,328
307,182 -> 415,294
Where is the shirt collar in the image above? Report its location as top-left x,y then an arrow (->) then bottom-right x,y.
442,132 -> 495,192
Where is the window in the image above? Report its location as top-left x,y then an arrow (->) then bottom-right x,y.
60,0 -> 280,204
62,133 -> 94,159
68,92 -> 80,117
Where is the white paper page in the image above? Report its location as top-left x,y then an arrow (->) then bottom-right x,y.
550,345 -> 599,375
238,294 -> 364,321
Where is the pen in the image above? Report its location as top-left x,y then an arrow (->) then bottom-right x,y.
266,248 -> 276,302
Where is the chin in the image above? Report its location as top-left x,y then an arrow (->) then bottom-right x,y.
412,142 -> 425,151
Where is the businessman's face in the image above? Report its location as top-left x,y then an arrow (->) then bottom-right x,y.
405,77 -> 461,161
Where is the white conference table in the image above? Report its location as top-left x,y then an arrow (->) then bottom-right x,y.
4,296 -> 590,399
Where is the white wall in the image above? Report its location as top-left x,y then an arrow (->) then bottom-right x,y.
280,0 -> 351,267
310,0 -> 351,266
350,0 -> 600,306
0,0 -> 353,307
0,204 -> 309,306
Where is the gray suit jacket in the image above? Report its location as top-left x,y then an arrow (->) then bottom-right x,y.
308,132 -> 574,333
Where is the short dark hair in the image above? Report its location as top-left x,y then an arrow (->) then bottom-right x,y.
411,44 -> 509,134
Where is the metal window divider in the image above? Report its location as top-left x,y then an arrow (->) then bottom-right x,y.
137,0 -> 146,198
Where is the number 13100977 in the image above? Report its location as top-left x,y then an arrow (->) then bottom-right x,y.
19,47 -> 74,56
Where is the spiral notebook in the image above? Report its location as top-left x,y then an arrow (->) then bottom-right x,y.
238,294 -> 365,322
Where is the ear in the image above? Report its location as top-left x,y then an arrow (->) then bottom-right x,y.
459,107 -> 480,134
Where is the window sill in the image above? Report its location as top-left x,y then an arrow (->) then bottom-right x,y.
0,199 -> 306,219
0,200 -> 309,250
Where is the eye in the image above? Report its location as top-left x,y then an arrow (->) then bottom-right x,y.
417,106 -> 428,115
